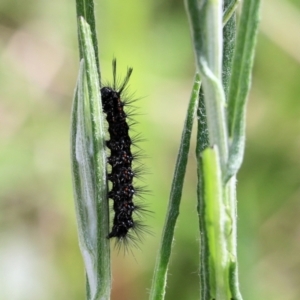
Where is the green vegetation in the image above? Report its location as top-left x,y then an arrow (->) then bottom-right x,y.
1,0 -> 300,300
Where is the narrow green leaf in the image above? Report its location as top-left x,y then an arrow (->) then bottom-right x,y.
196,90 -> 210,299
71,18 -> 110,300
149,74 -> 201,300
197,87 -> 209,153
227,0 -> 261,180
223,0 -> 240,27
71,61 -> 99,298
79,17 -> 110,300
222,0 -> 237,99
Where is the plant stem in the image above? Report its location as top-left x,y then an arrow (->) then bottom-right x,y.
75,0 -> 100,76
224,1 -> 261,296
185,0 -> 228,176
186,1 -> 250,299
200,147 -> 229,300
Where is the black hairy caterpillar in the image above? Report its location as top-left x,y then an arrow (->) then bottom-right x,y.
100,59 -> 148,245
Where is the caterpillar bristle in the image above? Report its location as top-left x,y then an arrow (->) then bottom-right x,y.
122,96 -> 139,106
134,203 -> 153,218
132,164 -> 149,180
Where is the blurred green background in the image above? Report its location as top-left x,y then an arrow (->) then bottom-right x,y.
1,0 -> 300,299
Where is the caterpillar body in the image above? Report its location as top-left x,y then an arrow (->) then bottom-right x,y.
100,60 -> 148,246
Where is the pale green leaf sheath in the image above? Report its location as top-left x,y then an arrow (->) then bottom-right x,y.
201,147 -> 229,299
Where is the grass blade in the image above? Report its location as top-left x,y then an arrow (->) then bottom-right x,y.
227,0 -> 261,180
71,17 -> 110,300
222,0 -> 237,99
149,74 -> 201,300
